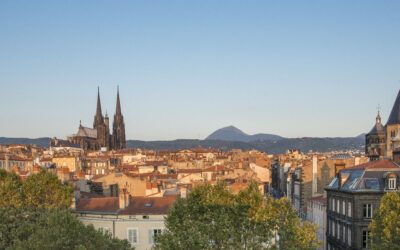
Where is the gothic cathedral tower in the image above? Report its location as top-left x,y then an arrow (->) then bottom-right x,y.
93,87 -> 111,149
112,87 -> 126,149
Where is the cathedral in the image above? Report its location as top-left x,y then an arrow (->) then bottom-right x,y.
366,89 -> 400,160
68,88 -> 126,151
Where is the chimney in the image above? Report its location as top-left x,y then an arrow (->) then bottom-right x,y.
119,188 -> 130,209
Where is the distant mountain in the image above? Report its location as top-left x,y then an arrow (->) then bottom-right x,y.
0,131 -> 365,154
0,137 -> 51,148
206,126 -> 284,142
127,136 -> 365,154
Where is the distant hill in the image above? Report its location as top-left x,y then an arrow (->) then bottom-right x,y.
0,137 -> 50,148
0,131 -> 366,154
206,126 -> 284,142
127,136 -> 364,154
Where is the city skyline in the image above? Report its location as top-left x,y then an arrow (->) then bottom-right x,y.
1,1 -> 400,140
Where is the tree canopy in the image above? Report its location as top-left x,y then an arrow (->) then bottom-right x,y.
22,169 -> 73,209
0,169 -> 73,209
0,207 -> 132,250
369,192 -> 400,250
0,169 -> 132,249
154,181 -> 319,250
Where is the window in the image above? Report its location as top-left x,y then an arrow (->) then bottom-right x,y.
388,178 -> 397,190
336,223 -> 340,239
348,202 -> 352,217
342,200 -> 346,215
362,230 -> 371,249
333,221 -> 336,237
332,198 -> 335,212
149,229 -> 163,244
127,228 -> 138,245
347,227 -> 352,246
363,204 -> 373,219
336,199 -> 340,213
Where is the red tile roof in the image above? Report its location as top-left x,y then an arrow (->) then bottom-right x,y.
76,196 -> 177,215
344,159 -> 399,171
76,197 -> 119,213
119,196 -> 177,215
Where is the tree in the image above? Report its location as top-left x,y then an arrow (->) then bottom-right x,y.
369,192 -> 400,250
154,181 -> 319,250
272,198 -> 319,250
0,169 -> 23,207
22,170 -> 73,209
0,207 -> 132,250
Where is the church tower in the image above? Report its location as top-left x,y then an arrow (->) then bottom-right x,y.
385,90 -> 400,158
365,111 -> 386,160
112,87 -> 126,150
93,87 -> 111,149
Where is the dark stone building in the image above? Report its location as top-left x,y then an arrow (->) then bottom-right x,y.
68,88 -> 126,151
325,159 -> 400,250
366,89 -> 400,160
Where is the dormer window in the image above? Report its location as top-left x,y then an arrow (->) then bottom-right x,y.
388,177 -> 397,190
384,172 -> 398,190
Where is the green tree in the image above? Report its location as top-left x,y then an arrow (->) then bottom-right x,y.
0,170 -> 23,207
369,192 -> 400,250
154,181 -> 319,250
0,208 -> 132,250
272,198 -> 319,250
22,170 -> 73,209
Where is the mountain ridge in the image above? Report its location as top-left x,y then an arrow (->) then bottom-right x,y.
206,126 -> 284,142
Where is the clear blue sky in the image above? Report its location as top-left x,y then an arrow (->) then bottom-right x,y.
0,1 -> 399,140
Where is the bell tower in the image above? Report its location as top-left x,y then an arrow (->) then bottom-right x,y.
112,86 -> 126,150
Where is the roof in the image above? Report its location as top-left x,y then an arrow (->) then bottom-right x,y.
369,122 -> 385,134
368,112 -> 385,134
344,159 -> 399,170
76,197 -> 119,214
177,168 -> 203,174
75,126 -> 97,139
386,89 -> 400,126
119,196 -> 177,215
203,165 -> 228,172
76,196 -> 177,215
326,159 -> 400,192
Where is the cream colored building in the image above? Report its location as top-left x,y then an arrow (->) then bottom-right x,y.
74,195 -> 176,250
52,156 -> 82,172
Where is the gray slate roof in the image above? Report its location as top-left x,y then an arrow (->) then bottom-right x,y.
75,126 -> 97,139
386,90 -> 400,126
326,160 -> 400,192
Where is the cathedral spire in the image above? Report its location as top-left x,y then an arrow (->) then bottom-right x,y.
96,86 -> 103,117
115,85 -> 122,116
94,86 -> 104,128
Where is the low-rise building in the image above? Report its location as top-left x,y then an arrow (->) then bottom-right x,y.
74,193 -> 176,250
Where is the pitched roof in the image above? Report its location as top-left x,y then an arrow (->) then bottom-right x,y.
76,197 -> 119,214
119,196 -> 177,215
326,159 -> 400,192
75,196 -> 177,215
75,126 -> 97,139
386,89 -> 400,125
344,159 -> 399,170
369,113 -> 385,134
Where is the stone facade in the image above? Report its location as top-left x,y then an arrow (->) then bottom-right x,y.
366,89 -> 400,160
325,160 -> 400,250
